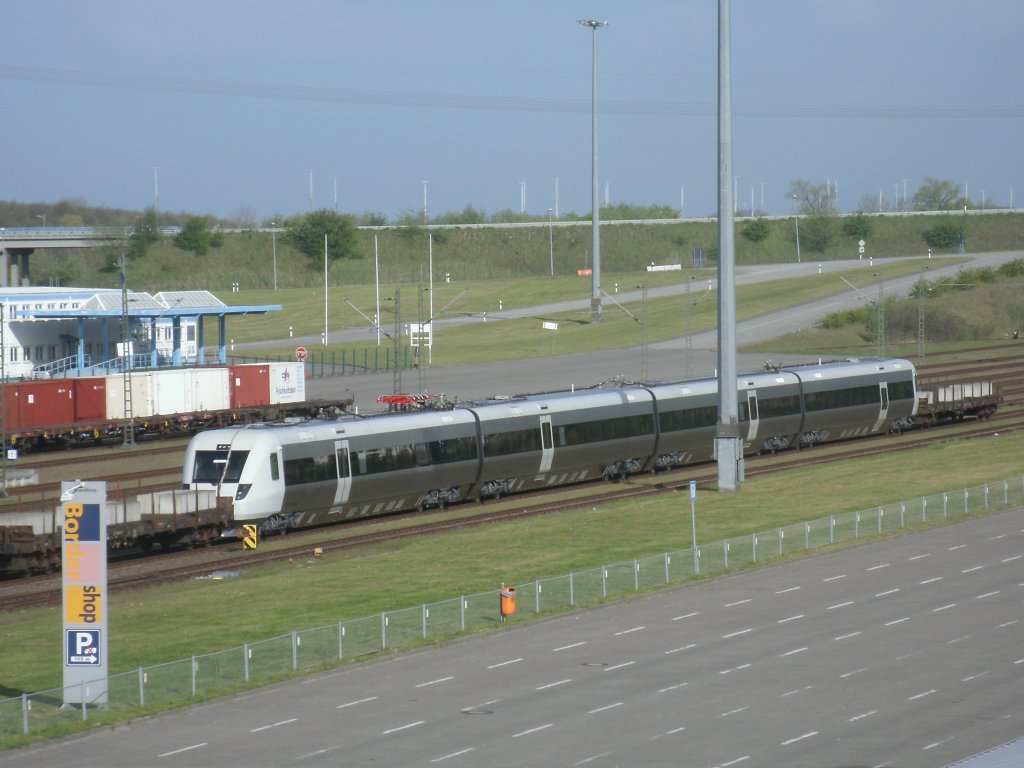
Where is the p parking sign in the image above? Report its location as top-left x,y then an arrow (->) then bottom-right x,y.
66,629 -> 101,666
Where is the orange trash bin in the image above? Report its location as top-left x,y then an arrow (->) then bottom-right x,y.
500,586 -> 517,620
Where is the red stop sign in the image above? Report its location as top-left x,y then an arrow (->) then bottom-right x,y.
295,346 -> 308,362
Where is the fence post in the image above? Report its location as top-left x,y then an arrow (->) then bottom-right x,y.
191,655 -> 197,696
805,522 -> 810,550
922,498 -> 927,522
664,553 -> 670,584
81,682 -> 86,721
138,667 -> 145,707
944,492 -> 948,517
536,580 -> 541,612
569,573 -> 575,606
964,488 -> 969,514
422,604 -> 428,639
878,507 -> 883,533
381,612 -> 387,650
460,597 -> 466,631
724,540 -> 729,569
633,562 -> 639,591
752,534 -> 757,563
338,622 -> 345,660
830,516 -> 835,544
244,643 -> 250,682
984,485 -> 989,509
778,528 -> 784,556
292,630 -> 298,671
21,693 -> 28,735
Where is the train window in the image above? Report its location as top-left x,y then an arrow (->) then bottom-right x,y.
659,405 -> 717,432
482,428 -> 542,457
337,447 -> 350,478
223,451 -> 249,483
283,454 -> 335,485
889,380 -> 914,401
555,414 -> 654,446
803,384 -> 879,412
270,453 -> 280,481
192,450 -> 228,483
415,443 -> 432,466
758,395 -> 801,418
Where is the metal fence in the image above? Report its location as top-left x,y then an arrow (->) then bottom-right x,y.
3,475 -> 1022,740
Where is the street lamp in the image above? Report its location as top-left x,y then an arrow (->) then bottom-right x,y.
547,208 -> 554,277
422,180 -> 429,222
579,18 -> 608,323
270,221 -> 278,291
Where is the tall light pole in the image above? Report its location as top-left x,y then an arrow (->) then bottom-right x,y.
422,180 -> 429,222
579,18 -> 607,323
270,221 -> 278,291
547,208 -> 554,276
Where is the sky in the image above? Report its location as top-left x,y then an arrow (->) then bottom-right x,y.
2,1 -> 1022,223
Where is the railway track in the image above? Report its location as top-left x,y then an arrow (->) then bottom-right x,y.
3,347 -> 1021,610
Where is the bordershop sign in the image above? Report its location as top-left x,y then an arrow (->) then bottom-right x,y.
61,481 -> 109,706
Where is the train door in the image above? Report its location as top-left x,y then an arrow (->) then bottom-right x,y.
333,439 -> 353,505
539,415 -> 554,472
745,391 -> 760,444
873,382 -> 890,432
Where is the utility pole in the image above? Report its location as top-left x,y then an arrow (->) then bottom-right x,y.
579,18 -> 608,323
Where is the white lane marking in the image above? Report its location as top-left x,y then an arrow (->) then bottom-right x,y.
663,726 -> 687,736
907,553 -> 931,561
488,658 -> 523,669
884,617 -> 910,627
933,603 -> 957,612
513,723 -> 554,738
382,720 -> 425,735
986,534 -> 1006,541
723,628 -> 753,639
949,544 -> 967,551
848,710 -> 877,722
1002,555 -> 1023,563
251,718 -> 297,732
778,614 -> 804,623
672,611 -> 700,621
780,647 -> 807,657
827,600 -> 854,610
780,686 -> 812,697
337,696 -> 378,710
720,663 -> 752,674
866,563 -> 890,571
715,756 -> 750,767
908,689 -> 936,701
834,631 -> 861,641
574,752 -> 612,765
875,588 -> 900,597
823,574 -> 847,582
658,682 -> 689,692
720,706 -> 750,717
588,702 -> 623,714
665,643 -> 696,654
158,743 -> 207,757
296,745 -> 342,760
554,642 -> 586,652
962,565 -> 984,573
962,671 -> 990,682
462,700 -> 500,712
840,667 -> 869,679
920,577 -> 943,585
417,676 -> 454,688
432,747 -> 475,763
537,679 -> 572,690
1014,658 -> 1024,665
724,598 -> 752,607
604,661 -> 636,672
998,620 -> 1019,628
775,586 -> 801,594
977,591 -> 1000,599
947,635 -> 971,644
781,731 -> 818,746
924,737 -> 953,750
615,626 -> 645,636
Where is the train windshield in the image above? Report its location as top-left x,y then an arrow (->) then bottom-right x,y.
192,450 -> 250,485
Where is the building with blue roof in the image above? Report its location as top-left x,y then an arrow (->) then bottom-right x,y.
0,287 -> 281,377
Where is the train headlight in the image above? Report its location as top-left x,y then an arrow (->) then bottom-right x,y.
235,484 -> 252,501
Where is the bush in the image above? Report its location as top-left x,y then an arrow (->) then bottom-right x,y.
922,219 -> 963,249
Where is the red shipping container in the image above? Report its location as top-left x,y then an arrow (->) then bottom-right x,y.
74,377 -> 107,422
229,364 -> 271,408
9,380 -> 76,430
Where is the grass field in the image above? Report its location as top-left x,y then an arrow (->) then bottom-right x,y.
3,428 -> 1021,703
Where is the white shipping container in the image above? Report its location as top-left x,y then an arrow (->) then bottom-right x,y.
189,368 -> 231,412
151,369 -> 190,416
105,373 -> 156,419
268,361 -> 306,404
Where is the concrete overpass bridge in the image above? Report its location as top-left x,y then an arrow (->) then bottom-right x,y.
0,226 -> 133,287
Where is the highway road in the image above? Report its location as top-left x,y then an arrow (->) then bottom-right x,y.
4,508 -> 1022,767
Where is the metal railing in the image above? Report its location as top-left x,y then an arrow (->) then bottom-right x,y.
2,475 -> 1021,741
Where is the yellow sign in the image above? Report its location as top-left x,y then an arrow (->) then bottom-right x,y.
65,584 -> 104,625
243,525 -> 258,550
